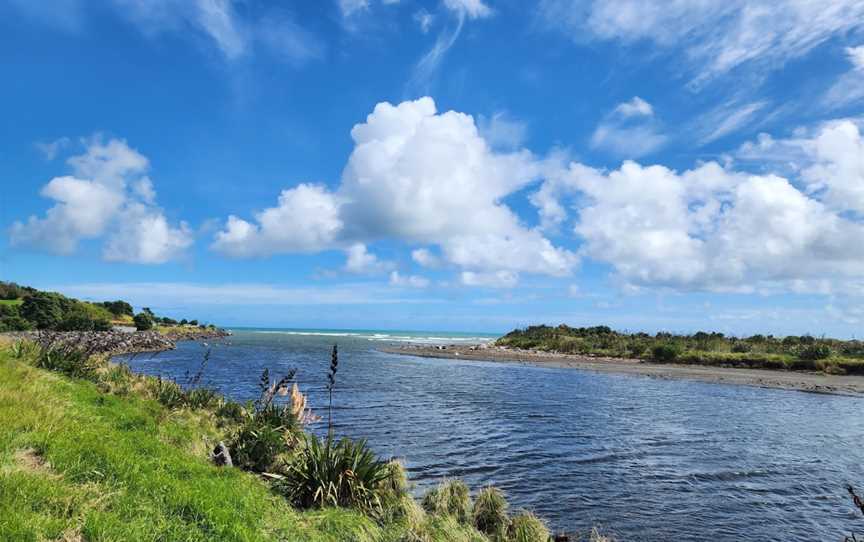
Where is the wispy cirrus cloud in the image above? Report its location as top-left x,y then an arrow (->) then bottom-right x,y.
408,0 -> 492,93
695,100 -> 769,145
7,0 -> 324,66
821,45 -> 864,111
537,0 -> 864,87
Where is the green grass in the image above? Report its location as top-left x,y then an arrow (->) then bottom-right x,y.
0,346 -> 492,541
0,298 -> 22,307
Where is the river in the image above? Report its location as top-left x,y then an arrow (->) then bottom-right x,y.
115,328 -> 864,541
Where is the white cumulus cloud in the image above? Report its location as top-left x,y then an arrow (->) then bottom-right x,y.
443,0 -> 492,19
213,97 -> 578,284
103,203 -> 193,264
344,243 -> 393,274
10,137 -> 192,263
532,119 -> 864,294
212,183 -> 343,258
460,270 -> 519,288
590,96 -> 666,157
613,96 -> 653,118
411,248 -> 440,267
389,271 -> 430,288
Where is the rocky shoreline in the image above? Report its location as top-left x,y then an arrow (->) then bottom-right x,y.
1,327 -> 230,356
382,343 -> 864,397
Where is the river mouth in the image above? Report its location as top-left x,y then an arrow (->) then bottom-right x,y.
116,329 -> 864,541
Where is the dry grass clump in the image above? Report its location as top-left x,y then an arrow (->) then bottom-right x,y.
507,511 -> 550,542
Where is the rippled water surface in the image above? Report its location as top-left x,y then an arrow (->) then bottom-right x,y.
117,329 -> 864,541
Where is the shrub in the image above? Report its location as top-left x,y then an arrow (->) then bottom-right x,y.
20,293 -> 64,329
731,342 -> 752,353
230,414 -> 290,472
10,340 -> 39,359
101,363 -> 136,395
422,480 -> 472,524
56,310 -> 97,331
80,302 -> 115,323
0,303 -> 19,319
33,343 -> 99,379
133,312 -> 154,331
216,400 -> 245,424
799,343 -> 832,361
99,300 -> 134,317
651,343 -> 680,362
627,342 -> 647,357
0,281 -> 33,300
473,486 -> 509,539
94,318 -> 112,331
507,512 -> 549,542
147,376 -> 185,408
184,387 -> 222,410
229,368 -> 304,472
278,434 -> 391,514
0,315 -> 32,332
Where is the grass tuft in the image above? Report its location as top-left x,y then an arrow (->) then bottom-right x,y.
472,486 -> 509,539
422,480 -> 473,524
507,511 -> 550,542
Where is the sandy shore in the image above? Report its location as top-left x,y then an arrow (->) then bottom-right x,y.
381,344 -> 864,397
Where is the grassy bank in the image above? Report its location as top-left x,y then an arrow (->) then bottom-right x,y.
497,325 -> 864,375
0,338 -> 597,542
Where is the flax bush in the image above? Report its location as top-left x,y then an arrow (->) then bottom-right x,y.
278,434 -> 392,515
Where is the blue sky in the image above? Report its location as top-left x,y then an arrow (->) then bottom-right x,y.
3,0 -> 864,336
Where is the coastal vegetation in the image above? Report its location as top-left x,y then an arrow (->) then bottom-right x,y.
0,281 -> 212,335
497,325 -> 864,375
0,333 -> 600,541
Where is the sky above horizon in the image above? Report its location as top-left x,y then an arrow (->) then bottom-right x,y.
3,0 -> 864,336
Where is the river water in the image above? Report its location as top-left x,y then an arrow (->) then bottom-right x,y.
115,329 -> 864,541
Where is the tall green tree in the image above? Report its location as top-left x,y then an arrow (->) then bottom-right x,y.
20,293 -> 63,329
134,312 -> 154,331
